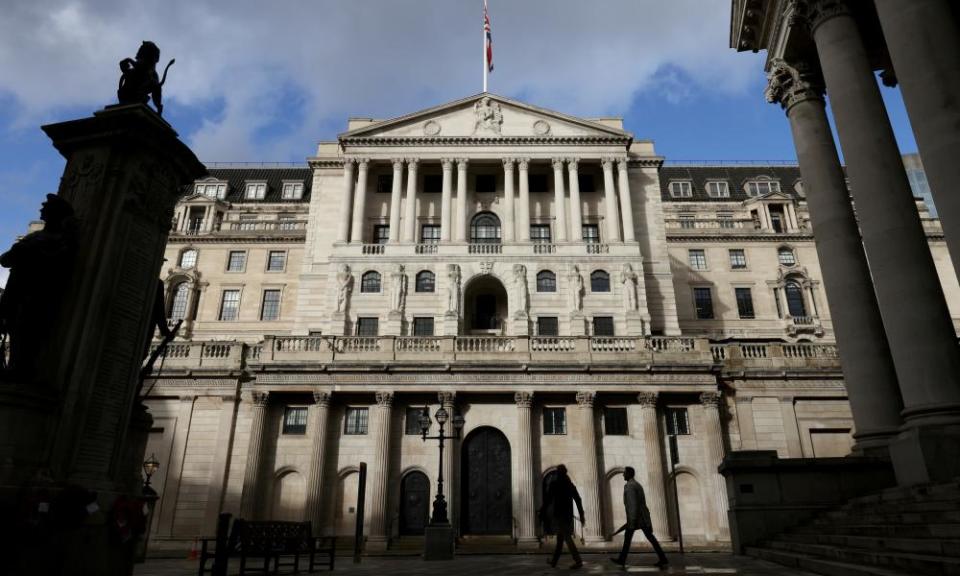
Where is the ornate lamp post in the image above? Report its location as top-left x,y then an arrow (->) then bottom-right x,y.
135,454 -> 161,563
419,405 -> 464,559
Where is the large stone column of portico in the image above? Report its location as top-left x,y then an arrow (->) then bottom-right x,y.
402,158 -> 419,242
699,392 -> 729,541
637,392 -> 670,540
456,159 -> 469,242
514,392 -> 538,547
567,159 -> 583,241
602,158 -> 621,242
241,391 -> 270,519
368,391 -> 394,550
389,159 -> 404,243
441,159 -> 454,242
518,159 -> 531,241
337,159 -> 355,243
503,158 -> 516,242
350,159 -> 369,244
438,392 -> 458,531
765,59 -> 903,454
810,2 -> 960,483
874,0 -> 960,278
617,159 -> 636,242
575,391 -> 603,543
552,159 -> 568,242
305,391 -> 332,531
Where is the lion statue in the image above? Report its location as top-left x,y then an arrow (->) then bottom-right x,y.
117,41 -> 175,116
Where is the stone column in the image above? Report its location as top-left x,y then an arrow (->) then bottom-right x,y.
456,159 -> 469,242
367,391 -> 394,550
337,159 -> 355,243
765,58 -> 903,453
305,391 -> 332,530
158,395 -> 196,536
518,159 -> 531,241
602,158 -> 621,242
637,392 -> 670,540
552,159 -> 568,242
567,159 -> 583,241
503,158 -> 516,242
575,391 -> 603,543
204,394 -> 240,533
874,0 -> 960,278
349,159 -> 369,244
700,392 -> 729,541
402,159 -> 419,242
438,392 -> 457,530
617,159 -> 636,242
241,391 -> 270,519
514,392 -> 537,546
389,159 -> 404,243
441,159 -> 454,242
810,3 -> 960,482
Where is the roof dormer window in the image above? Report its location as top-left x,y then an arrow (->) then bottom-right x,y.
746,179 -> 781,197
281,181 -> 303,200
706,181 -> 730,198
246,182 -> 267,200
669,181 -> 693,198
195,182 -> 227,199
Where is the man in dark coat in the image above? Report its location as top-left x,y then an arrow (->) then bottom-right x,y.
611,466 -> 669,568
544,464 -> 585,569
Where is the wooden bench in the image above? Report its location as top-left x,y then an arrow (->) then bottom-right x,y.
198,519 -> 335,575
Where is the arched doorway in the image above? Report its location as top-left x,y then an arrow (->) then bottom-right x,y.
271,470 -> 306,521
463,275 -> 509,334
461,427 -> 512,535
399,471 -> 430,535
334,470 -> 360,537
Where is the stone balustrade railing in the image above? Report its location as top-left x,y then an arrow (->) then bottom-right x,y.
331,242 -> 641,258
710,341 -> 840,370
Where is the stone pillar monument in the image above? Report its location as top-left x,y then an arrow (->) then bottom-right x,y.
367,391 -> 394,551
514,392 -> 538,547
305,391 -> 332,531
575,391 -> 604,544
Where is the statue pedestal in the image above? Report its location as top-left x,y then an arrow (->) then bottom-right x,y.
512,312 -> 530,336
385,310 -> 403,336
569,312 -> 587,336
328,311 -> 347,336
443,313 -> 460,336
423,523 -> 455,561
625,311 -> 647,336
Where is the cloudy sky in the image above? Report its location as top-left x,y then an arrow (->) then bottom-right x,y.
0,0 -> 918,287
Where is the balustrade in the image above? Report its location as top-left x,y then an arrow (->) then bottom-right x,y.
530,337 -> 577,353
585,243 -> 609,254
415,243 -> 439,255
396,336 -> 442,353
533,243 -> 556,254
362,244 -> 386,255
456,336 -> 515,353
648,337 -> 697,352
468,243 -> 502,255
590,337 -> 639,353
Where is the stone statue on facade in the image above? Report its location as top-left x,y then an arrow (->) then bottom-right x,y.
568,264 -> 584,312
117,41 -> 175,116
335,264 -> 352,313
473,96 -> 503,135
621,263 -> 639,312
389,264 -> 407,313
446,264 -> 461,316
513,264 -> 529,318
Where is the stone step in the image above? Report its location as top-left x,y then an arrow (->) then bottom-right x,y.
794,523 -> 960,540
818,509 -> 960,526
847,481 -> 960,508
841,499 -> 960,514
766,539 -> 960,576
780,532 -> 960,557
746,546 -> 916,576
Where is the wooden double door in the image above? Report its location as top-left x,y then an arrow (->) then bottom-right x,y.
460,427 -> 512,535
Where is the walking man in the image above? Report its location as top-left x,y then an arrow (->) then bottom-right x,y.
612,466 -> 669,568
544,464 -> 584,569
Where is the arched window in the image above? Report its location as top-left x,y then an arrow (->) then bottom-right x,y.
179,249 -> 197,269
537,271 -> 557,293
360,271 -> 381,293
785,281 -> 807,317
590,270 -> 610,292
169,282 -> 190,320
415,270 -> 435,293
778,247 -> 796,266
470,212 -> 501,244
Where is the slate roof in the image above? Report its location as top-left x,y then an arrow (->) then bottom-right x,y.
659,165 -> 804,202
185,166 -> 313,203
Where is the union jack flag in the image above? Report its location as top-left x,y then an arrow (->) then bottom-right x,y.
484,0 -> 494,73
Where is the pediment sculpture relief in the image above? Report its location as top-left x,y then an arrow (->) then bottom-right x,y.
473,97 -> 503,135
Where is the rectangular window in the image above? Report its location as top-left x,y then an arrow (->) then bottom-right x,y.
578,174 -> 595,193
373,224 -> 390,244
245,182 -> 266,200
537,316 -> 559,336
665,407 -> 690,436
227,251 -> 247,272
706,181 -> 730,198
729,249 -> 747,269
356,317 -> 379,336
735,287 -> 755,319
261,289 -> 281,321
421,225 -> 441,244
693,287 -> 714,319
267,250 -> 287,272
747,180 -> 781,197
593,316 -> 615,336
281,182 -> 303,200
543,407 -> 567,435
475,174 -> 496,193
282,407 -> 308,434
717,213 -> 735,229
377,174 -> 393,194
412,317 -> 435,336
405,407 -> 427,435
670,181 -> 693,198
688,249 -> 707,270
219,290 -> 241,321
423,174 -> 443,194
529,174 -> 549,193
582,224 -> 600,243
604,407 -> 628,436
344,407 -> 369,435
679,213 -> 695,229
769,206 -> 785,233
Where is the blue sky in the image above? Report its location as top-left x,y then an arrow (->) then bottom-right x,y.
0,0 -> 918,287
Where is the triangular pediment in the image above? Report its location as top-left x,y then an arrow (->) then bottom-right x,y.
340,93 -> 632,141
746,191 -> 794,203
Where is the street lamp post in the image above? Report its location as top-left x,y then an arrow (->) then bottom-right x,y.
419,405 -> 464,560
135,454 -> 161,563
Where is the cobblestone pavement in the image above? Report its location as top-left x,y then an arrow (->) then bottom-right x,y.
135,553 -> 817,576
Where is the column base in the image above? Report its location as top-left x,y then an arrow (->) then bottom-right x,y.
516,537 -> 540,550
423,523 -> 455,560
850,427 -> 900,459
889,420 -> 960,485
583,535 -> 606,545
366,537 -> 389,552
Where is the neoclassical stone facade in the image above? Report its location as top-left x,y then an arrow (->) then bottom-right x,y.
142,93 -> 959,552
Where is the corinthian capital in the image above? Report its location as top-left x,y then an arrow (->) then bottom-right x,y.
250,391 -> 270,407
601,157 -> 616,171
807,0 -> 851,32
637,392 -> 658,408
552,158 -> 566,171
517,158 -> 530,171
375,391 -> 394,407
313,391 -> 332,407
566,158 -> 579,172
392,158 -> 405,171
765,58 -> 825,112
441,158 -> 454,170
502,157 -> 516,171
699,391 -> 722,408
514,391 -> 533,408
575,390 -> 595,408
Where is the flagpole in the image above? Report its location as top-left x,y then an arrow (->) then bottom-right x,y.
483,0 -> 488,93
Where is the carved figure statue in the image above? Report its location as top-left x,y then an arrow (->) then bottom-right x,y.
389,264 -> 407,313
0,194 -> 77,379
335,264 -> 352,313
473,96 -> 503,135
568,265 -> 584,312
513,264 -> 528,316
117,41 -> 175,116
447,264 -> 461,315
621,263 -> 639,312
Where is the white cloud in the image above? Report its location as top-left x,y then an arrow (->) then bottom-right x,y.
0,267 -> 7,289
0,0 -> 763,161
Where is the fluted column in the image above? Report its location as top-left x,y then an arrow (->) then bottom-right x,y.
503,158 -> 516,242
575,391 -> 603,543
700,392 -> 729,541
337,159 -> 355,243
514,392 -> 537,546
637,392 -> 670,540
552,159 -> 568,242
402,159 -> 419,242
441,159 -> 454,242
388,159 -> 404,243
305,391 -> 332,530
456,159 -> 469,242
602,158 -> 620,242
241,391 -> 270,519
617,158 -> 636,242
518,159 -> 531,241
438,392 -> 457,530
350,159 -> 369,244
158,395 -> 196,536
367,391 -> 394,550
567,159 -> 583,241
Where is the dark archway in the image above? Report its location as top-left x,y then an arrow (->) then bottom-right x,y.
461,427 -> 512,535
463,275 -> 509,333
399,470 -> 430,535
